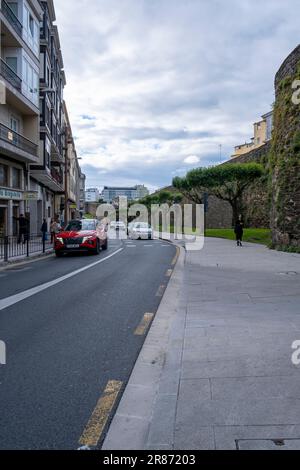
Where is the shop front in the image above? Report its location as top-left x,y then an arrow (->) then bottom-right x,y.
0,187 -> 24,237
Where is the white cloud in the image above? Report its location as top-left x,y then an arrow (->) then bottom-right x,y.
54,0 -> 299,189
184,155 -> 200,165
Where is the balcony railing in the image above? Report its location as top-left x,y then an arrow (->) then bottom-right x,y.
51,167 -> 64,186
0,122 -> 38,156
1,0 -> 23,37
0,58 -> 22,91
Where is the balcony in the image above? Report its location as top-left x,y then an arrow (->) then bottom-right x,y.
0,122 -> 38,159
1,0 -> 23,37
51,167 -> 64,186
0,58 -> 22,91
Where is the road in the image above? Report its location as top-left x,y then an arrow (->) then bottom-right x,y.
0,236 -> 176,449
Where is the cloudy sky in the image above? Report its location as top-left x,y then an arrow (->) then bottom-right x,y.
55,0 -> 299,191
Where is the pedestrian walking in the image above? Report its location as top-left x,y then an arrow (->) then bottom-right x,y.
41,218 -> 48,243
234,219 -> 244,247
14,214 -> 29,244
50,218 -> 61,243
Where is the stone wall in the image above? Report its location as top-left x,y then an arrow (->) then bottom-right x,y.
270,44 -> 300,248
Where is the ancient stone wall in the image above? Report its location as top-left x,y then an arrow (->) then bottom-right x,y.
270,44 -> 300,248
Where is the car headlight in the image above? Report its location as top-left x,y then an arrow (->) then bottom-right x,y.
56,237 -> 64,243
83,236 -> 95,243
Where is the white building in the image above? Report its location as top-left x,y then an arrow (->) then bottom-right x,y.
85,187 -> 100,203
0,0 -> 42,236
101,185 -> 149,203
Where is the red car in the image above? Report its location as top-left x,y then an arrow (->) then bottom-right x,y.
54,219 -> 108,257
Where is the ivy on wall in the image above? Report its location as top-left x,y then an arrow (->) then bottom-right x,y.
269,59 -> 300,247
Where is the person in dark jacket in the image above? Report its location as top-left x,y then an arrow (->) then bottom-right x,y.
41,219 -> 48,242
14,214 -> 29,244
234,220 -> 244,247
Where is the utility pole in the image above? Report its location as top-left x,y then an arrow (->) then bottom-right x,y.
219,144 -> 222,163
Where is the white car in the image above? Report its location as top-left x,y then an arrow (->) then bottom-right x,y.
129,222 -> 153,240
110,221 -> 126,231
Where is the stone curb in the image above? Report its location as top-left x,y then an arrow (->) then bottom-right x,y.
0,250 -> 54,272
102,241 -> 186,450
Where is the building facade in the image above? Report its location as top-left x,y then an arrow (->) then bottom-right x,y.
231,111 -> 273,158
63,100 -> 81,223
29,0 -> 65,231
101,185 -> 149,203
0,0 -> 42,236
85,187 -> 99,203
79,170 -> 85,216
0,0 -> 83,237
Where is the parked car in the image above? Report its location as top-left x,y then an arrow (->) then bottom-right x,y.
54,219 -> 108,257
129,222 -> 153,240
111,221 -> 126,231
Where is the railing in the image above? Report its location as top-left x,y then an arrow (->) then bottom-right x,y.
0,57 -> 22,91
0,122 -> 38,156
0,234 -> 53,262
1,0 -> 23,37
51,167 -> 64,185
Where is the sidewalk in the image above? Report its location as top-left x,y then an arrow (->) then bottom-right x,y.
103,237 -> 300,450
0,247 -> 54,269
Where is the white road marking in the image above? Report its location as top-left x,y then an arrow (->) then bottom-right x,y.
0,248 -> 123,312
143,244 -> 153,247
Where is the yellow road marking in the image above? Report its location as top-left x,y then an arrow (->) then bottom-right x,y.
171,246 -> 180,266
134,312 -> 154,335
78,380 -> 122,447
155,284 -> 166,297
166,269 -> 173,277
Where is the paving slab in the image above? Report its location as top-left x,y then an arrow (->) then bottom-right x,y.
103,238 -> 300,450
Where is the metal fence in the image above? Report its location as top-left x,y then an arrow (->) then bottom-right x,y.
0,234 -> 53,262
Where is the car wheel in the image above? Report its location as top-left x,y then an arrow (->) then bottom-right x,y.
94,240 -> 100,255
55,251 -> 63,257
102,239 -> 108,251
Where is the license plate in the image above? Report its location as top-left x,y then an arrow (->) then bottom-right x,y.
66,244 -> 80,248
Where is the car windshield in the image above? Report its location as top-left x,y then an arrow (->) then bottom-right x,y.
65,220 -> 96,231
135,223 -> 150,228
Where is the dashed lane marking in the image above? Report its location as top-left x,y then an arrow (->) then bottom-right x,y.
78,380 -> 123,448
134,312 -> 154,335
155,284 -> 166,297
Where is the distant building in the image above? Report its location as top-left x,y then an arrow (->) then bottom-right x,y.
232,111 -> 273,158
85,187 -> 100,202
101,185 -> 149,203
79,172 -> 86,214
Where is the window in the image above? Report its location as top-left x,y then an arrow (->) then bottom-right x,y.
12,168 -> 21,189
0,164 -> 8,186
6,57 -> 18,75
10,116 -> 20,133
29,14 -> 34,36
7,2 -> 18,17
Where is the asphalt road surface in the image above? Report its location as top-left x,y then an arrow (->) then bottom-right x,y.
0,237 -> 176,449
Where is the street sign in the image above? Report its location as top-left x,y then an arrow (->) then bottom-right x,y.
23,191 -> 39,200
0,187 -> 22,200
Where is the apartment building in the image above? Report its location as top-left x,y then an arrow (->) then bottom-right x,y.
85,187 -> 100,203
101,185 -> 149,203
29,0 -> 65,230
231,111 -> 273,159
79,170 -> 86,216
63,101 -> 81,223
0,0 -> 42,236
